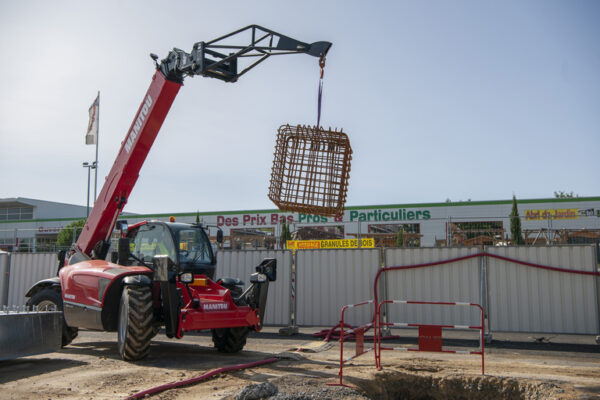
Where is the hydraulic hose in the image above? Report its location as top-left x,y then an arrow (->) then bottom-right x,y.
126,325 -> 397,399
313,323 -> 400,342
126,357 -> 278,399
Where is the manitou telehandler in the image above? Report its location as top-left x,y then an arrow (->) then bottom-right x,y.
25,25 -> 331,360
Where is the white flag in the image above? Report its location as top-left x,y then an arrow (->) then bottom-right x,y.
86,93 -> 99,145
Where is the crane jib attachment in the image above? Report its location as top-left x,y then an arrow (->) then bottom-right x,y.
75,25 -> 331,258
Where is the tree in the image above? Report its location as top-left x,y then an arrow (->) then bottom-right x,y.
395,228 -> 404,247
195,210 -> 201,224
510,195 -> 524,245
280,221 -> 291,249
56,219 -> 86,249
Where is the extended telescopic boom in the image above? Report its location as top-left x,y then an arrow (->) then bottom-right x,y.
74,25 -> 331,259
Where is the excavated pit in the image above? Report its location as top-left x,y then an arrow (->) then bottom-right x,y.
356,371 -> 562,400
231,371 -> 566,400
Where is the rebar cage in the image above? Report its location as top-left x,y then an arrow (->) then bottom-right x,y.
268,124 -> 352,217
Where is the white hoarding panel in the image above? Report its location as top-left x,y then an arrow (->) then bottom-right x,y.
384,247 -> 483,327
487,245 -> 599,334
0,251 -> 10,306
296,249 -> 381,327
7,253 -> 57,306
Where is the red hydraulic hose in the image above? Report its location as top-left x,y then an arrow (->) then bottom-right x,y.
126,357 -> 278,400
313,323 -> 400,342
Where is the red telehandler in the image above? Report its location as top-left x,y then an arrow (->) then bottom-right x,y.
25,25 -> 331,360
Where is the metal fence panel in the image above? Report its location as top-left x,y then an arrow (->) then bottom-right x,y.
7,253 -> 57,307
216,250 -> 292,326
486,245 -> 599,334
5,246 -> 599,336
0,251 -> 10,306
296,249 -> 381,327
384,247 -> 482,327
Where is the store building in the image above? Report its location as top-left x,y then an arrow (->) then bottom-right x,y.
1,196 -> 599,251
0,198 -> 89,251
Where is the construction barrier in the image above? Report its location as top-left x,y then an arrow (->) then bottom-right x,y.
327,300 -> 375,388
3,247 -> 598,334
377,250 -> 600,335
376,300 -> 485,375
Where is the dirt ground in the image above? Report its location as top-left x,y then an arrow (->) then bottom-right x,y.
1,327 -> 599,400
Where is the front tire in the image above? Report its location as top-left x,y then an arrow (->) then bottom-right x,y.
26,287 -> 78,346
211,327 -> 249,353
117,285 -> 153,361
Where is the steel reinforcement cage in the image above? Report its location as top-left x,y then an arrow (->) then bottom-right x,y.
268,124 -> 352,217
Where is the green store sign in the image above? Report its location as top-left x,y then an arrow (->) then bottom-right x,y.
349,208 -> 431,222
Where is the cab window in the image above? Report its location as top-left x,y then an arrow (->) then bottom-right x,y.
131,224 -> 175,263
177,228 -> 212,265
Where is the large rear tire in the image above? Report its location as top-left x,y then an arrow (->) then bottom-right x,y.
211,327 -> 249,353
117,285 -> 153,361
26,287 -> 78,346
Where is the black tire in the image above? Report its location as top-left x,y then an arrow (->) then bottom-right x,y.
149,325 -> 161,339
211,327 -> 249,353
117,285 -> 153,361
26,287 -> 78,347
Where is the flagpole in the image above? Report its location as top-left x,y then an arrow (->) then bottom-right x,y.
94,91 -> 99,201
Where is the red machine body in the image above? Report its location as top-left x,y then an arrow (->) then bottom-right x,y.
59,259 -> 261,335
176,278 -> 261,334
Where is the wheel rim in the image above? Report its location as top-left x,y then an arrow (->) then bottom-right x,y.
36,300 -> 58,311
118,293 -> 129,352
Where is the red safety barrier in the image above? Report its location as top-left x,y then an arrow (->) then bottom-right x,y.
376,300 -> 485,375
327,300 -> 375,388
326,252 -> 597,387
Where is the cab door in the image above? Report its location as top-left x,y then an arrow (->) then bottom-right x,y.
129,223 -> 177,265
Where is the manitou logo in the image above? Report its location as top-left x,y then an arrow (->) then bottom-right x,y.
202,302 -> 229,312
124,94 -> 153,153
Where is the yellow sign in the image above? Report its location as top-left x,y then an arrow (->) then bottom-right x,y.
525,208 -> 578,221
286,238 -> 375,250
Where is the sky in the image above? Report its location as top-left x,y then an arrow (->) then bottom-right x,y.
0,0 -> 598,215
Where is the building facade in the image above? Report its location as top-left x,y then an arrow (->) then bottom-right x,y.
0,198 -> 88,251
1,196 -> 599,252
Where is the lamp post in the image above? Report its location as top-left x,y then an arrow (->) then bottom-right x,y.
82,161 -> 97,217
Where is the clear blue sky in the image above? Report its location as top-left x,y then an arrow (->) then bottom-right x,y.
0,0 -> 598,214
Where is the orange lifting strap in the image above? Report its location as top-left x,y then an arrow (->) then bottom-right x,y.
268,124 -> 352,218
